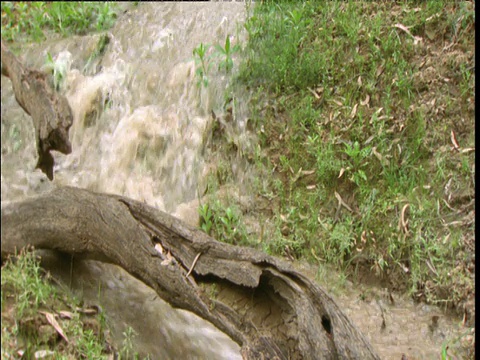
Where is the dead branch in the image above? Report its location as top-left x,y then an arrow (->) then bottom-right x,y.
1,41 -> 72,180
1,187 -> 380,359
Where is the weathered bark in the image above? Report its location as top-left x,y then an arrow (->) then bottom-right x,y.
1,187 -> 380,360
1,41 -> 73,180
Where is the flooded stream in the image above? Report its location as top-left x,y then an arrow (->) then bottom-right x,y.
1,2 -> 469,359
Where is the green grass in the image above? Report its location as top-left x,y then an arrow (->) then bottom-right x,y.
199,199 -> 250,247
236,0 -> 475,315
1,251 -> 108,358
1,251 -> 149,359
1,1 -> 118,43
1,0 -> 474,357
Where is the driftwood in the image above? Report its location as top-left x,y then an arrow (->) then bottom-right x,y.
1,187 -> 381,359
1,41 -> 73,180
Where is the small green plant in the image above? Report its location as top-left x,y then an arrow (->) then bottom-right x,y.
286,8 -> 304,29
75,327 -> 106,358
214,35 -> 241,74
343,141 -> 371,187
198,201 -> 249,246
118,327 -> 143,360
198,203 -> 213,235
193,36 -> 241,87
193,42 -> 211,87
343,141 -> 371,170
219,207 -> 239,241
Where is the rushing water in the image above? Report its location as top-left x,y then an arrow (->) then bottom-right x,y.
1,2 -> 469,359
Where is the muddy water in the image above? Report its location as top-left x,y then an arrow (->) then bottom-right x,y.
293,262 -> 470,359
0,2 -> 468,359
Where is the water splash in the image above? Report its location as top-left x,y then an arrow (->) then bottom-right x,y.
2,3 -> 249,358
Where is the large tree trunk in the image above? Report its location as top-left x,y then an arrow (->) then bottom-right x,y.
1,41 -> 73,180
1,187 -> 380,359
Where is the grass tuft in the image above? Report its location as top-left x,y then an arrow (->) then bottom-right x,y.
1,1 -> 118,43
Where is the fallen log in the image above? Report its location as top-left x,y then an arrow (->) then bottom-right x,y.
1,41 -> 73,180
1,187 -> 381,359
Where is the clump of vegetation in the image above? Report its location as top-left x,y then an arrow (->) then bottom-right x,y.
238,0 -> 475,327
1,250 -> 149,359
118,327 -> 150,360
199,200 -> 249,246
193,35 -> 241,87
214,35 -> 242,74
1,1 -> 118,43
1,250 -> 106,358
